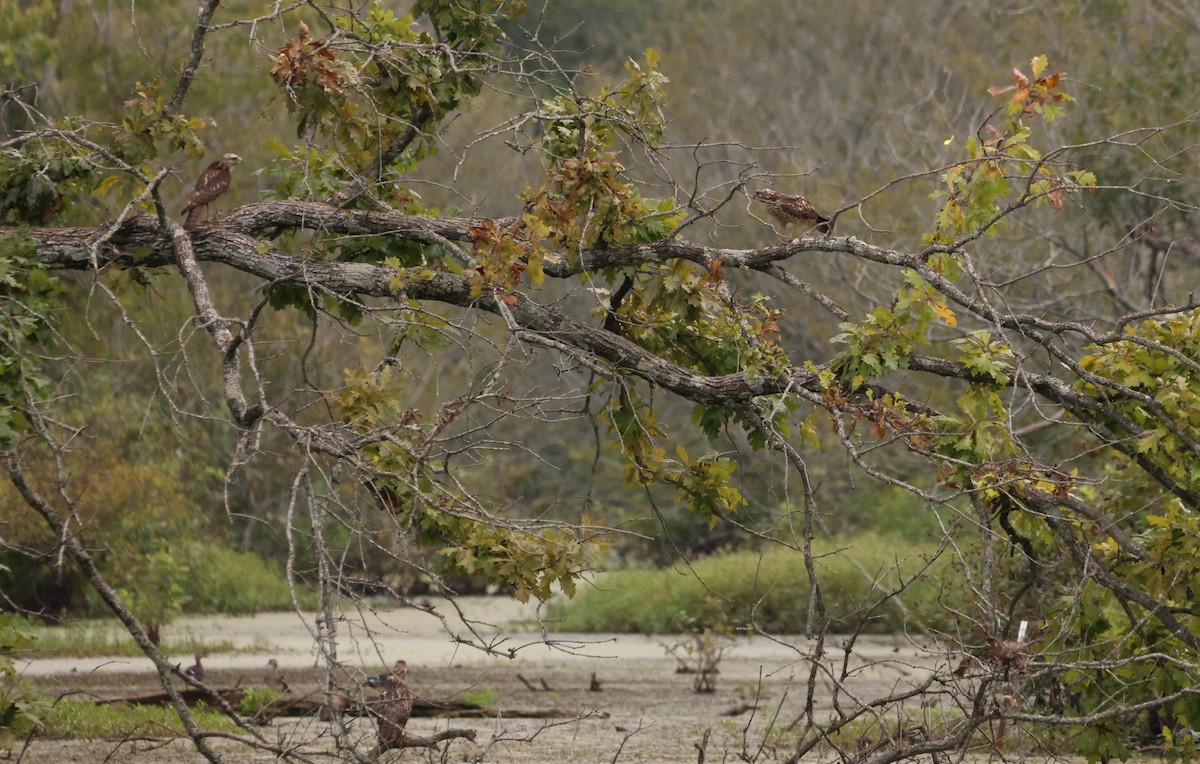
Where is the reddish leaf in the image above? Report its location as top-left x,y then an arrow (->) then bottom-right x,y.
1048,184 -> 1065,211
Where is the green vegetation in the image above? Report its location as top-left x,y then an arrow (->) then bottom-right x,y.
237,687 -> 285,718
40,699 -> 240,739
455,686 -> 496,709
9,615 -> 277,659
170,546 -> 299,616
2,544 -> 301,652
551,535 -> 947,635
0,612 -> 51,748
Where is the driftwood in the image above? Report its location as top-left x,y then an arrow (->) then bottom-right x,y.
101,687 -> 248,708
387,728 -> 477,749
95,686 -> 574,721
516,673 -> 554,692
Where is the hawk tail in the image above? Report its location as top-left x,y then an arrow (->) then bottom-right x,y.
182,205 -> 201,230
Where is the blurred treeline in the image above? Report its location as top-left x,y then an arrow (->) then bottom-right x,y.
1,1 -> 1196,616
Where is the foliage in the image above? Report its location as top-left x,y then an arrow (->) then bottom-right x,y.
0,1 -> 56,80
40,699 -> 240,739
455,686 -> 496,709
115,548 -> 189,646
6,615 -> 243,659
1078,312 -> 1200,498
0,610 -> 51,748
0,234 -> 61,448
328,367 -> 599,603
180,546 -> 298,615
238,687 -> 284,717
550,535 -> 949,635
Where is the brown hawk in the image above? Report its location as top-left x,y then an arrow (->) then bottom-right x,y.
181,153 -> 242,230
365,659 -> 414,752
753,189 -> 831,234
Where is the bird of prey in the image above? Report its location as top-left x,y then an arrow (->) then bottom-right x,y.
753,189 -> 831,234
181,153 -> 243,230
264,658 -> 291,694
364,659 -> 414,752
183,652 -> 206,681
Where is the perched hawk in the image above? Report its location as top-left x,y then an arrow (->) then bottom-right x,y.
181,153 -> 242,230
753,189 -> 831,234
365,659 -> 414,752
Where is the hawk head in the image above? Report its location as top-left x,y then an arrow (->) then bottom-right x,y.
218,153 -> 244,169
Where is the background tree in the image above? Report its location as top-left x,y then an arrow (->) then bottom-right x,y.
2,1 -> 1199,761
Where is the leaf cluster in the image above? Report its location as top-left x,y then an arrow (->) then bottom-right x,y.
931,55 -> 1095,244
1078,311 -> 1200,497
329,366 -> 599,603
0,610 -> 51,746
0,234 -> 61,448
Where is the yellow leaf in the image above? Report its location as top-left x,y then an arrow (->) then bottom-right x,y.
93,175 -> 122,196
1030,54 -> 1048,78
934,301 -> 958,327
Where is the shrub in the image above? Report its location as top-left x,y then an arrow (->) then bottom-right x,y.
182,545 -> 295,615
238,687 -> 284,717
549,533 -> 950,634
0,612 -> 51,748
40,699 -> 240,739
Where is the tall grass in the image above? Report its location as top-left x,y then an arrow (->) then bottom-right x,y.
548,533 -> 950,634
11,616 -> 276,659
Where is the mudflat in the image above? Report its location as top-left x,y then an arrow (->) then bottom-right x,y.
15,597 -> 948,762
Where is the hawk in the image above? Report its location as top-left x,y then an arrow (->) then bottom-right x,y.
364,659 -> 414,752
753,189 -> 831,234
181,153 -> 242,230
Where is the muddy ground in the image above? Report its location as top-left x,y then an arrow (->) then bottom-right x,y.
12,598 -> 956,763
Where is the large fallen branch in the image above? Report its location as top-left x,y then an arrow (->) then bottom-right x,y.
94,686 -> 574,721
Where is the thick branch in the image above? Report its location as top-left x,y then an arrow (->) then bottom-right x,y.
11,208 -> 1200,511
390,728 -> 477,749
167,0 -> 223,115
10,208 -> 1194,444
166,219 -> 263,426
